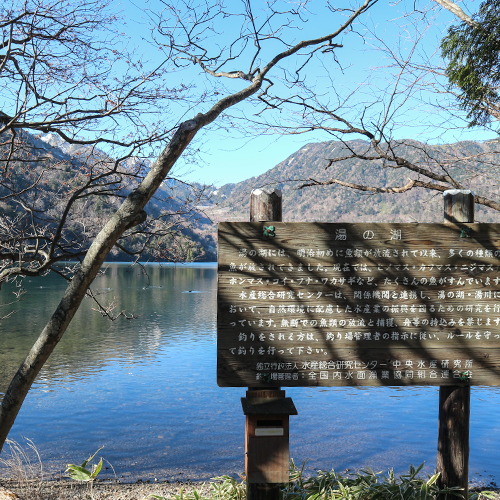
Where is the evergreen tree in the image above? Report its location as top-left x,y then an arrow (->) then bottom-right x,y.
441,0 -> 500,126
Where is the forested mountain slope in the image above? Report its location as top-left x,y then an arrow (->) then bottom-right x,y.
7,134 -> 500,262
1,130 -> 216,262
208,139 -> 500,224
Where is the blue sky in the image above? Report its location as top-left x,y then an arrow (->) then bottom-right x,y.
114,0 -> 497,187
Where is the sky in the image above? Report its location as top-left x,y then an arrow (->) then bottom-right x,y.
113,0 -> 497,187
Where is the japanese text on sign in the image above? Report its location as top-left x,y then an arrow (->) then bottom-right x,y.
217,222 -> 500,387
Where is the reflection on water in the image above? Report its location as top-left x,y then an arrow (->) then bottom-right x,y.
0,263 -> 499,485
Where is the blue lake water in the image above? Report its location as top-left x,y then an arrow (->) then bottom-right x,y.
0,263 -> 498,485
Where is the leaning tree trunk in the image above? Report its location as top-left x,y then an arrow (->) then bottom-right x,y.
0,0 -> 374,450
0,81 -> 261,452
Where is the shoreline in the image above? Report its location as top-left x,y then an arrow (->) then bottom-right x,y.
0,479 -> 212,500
1,477 -> 500,500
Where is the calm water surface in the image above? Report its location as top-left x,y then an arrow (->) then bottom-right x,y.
0,263 -> 498,485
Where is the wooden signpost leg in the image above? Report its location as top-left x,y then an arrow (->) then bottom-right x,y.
437,385 -> 470,499
247,188 -> 284,500
438,189 -> 473,500
247,483 -> 280,500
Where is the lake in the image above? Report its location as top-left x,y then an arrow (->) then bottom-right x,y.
0,263 -> 499,486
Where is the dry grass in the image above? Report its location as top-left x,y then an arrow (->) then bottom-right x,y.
0,439 -> 499,500
0,479 -> 210,500
0,439 -> 210,500
0,438 -> 45,499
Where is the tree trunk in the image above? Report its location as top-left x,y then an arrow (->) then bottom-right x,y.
0,80 -> 261,452
0,0 -> 375,452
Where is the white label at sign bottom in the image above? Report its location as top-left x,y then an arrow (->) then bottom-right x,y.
255,427 -> 284,436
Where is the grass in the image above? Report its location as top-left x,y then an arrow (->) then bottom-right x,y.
0,437 -> 44,499
149,461 -> 498,500
0,439 -> 497,500
150,475 -> 247,500
282,459 -> 496,500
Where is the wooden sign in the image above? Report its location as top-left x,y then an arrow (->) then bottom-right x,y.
217,222 -> 500,387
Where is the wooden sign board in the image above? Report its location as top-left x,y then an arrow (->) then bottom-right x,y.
217,222 -> 500,387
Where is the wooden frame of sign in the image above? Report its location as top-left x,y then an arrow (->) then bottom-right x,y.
217,221 -> 500,387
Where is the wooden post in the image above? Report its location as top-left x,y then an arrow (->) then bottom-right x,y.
443,189 -> 474,224
247,188 -> 283,500
250,188 -> 282,222
438,189 -> 473,500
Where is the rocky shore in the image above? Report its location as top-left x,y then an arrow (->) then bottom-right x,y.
1,479 -> 211,500
1,479 -> 500,500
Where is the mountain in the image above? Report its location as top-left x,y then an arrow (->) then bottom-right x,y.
206,138 -> 500,225
7,133 -> 499,263
1,130 -> 217,262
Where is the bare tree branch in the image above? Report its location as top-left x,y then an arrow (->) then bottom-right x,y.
0,0 -> 378,452
432,0 -> 478,28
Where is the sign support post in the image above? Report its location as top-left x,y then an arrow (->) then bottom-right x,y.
438,190 -> 473,499
217,189 -> 500,495
245,188 -> 295,500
